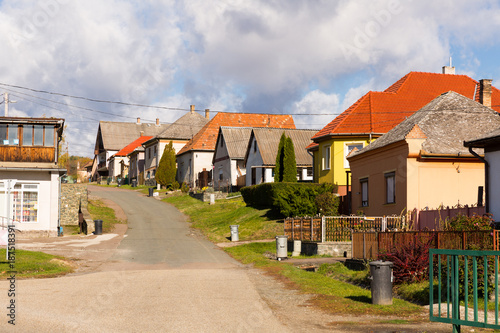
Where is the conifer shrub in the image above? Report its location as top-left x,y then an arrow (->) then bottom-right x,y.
241,182 -> 337,217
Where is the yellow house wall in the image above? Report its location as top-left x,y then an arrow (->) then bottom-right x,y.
350,142 -> 408,216
316,136 -> 371,188
407,159 -> 484,211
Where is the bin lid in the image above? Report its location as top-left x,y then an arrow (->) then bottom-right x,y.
369,260 -> 393,267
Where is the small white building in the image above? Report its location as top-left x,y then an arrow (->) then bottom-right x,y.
244,128 -> 317,186
465,127 -> 500,222
0,117 -> 65,237
212,127 -> 252,191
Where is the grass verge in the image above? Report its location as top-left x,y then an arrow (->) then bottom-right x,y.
88,199 -> 126,233
0,249 -> 74,279
225,242 -> 423,317
164,194 -> 282,243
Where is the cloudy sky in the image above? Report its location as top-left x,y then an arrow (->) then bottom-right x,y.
1,0 -> 500,157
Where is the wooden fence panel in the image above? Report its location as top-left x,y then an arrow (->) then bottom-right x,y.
494,230 -> 500,251
416,206 -> 486,230
354,230 -> 494,260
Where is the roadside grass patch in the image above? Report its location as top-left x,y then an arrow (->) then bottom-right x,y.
224,242 -> 422,317
164,195 -> 282,243
0,249 -> 73,279
88,199 -> 125,233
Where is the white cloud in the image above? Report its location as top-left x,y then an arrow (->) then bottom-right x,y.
291,90 -> 340,129
0,0 -> 499,156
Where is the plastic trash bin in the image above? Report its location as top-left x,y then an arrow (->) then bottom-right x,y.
94,219 -> 103,235
230,225 -> 239,242
148,187 -> 154,197
276,235 -> 288,261
369,260 -> 393,305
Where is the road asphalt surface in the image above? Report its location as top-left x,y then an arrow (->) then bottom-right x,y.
0,187 -> 455,332
0,187 -> 288,332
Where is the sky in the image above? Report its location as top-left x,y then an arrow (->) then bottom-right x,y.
1,0 -> 500,157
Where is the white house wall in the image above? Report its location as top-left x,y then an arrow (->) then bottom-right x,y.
193,152 -> 214,185
245,140 -> 265,186
486,150 -> 500,221
0,170 -> 59,233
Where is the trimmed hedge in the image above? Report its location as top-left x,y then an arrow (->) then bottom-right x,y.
241,182 -> 338,217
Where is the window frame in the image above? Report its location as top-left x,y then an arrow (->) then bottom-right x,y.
360,177 -> 369,207
322,145 -> 331,170
385,171 -> 396,204
0,182 -> 40,223
344,142 -> 364,168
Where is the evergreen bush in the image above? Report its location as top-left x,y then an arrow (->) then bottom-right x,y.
156,141 -> 177,187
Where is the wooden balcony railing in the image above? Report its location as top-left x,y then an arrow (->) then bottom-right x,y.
0,146 -> 56,163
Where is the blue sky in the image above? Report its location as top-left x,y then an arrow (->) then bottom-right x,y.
0,0 -> 499,157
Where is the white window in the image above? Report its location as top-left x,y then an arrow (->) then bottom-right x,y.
344,143 -> 364,168
360,178 -> 368,207
0,182 -> 39,223
385,172 -> 395,204
322,145 -> 331,170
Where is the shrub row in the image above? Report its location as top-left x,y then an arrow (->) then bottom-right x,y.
240,182 -> 338,217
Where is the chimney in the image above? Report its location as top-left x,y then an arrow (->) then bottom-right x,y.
479,79 -> 493,108
190,105 -> 195,113
442,66 -> 455,75
137,117 -> 141,124
140,131 -> 144,137
205,109 -> 210,119
156,118 -> 160,126
442,57 -> 455,74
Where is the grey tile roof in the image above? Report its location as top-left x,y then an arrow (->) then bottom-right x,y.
464,126 -> 500,148
156,111 -> 209,140
352,91 -> 500,157
99,121 -> 169,151
219,127 -> 253,159
251,128 -> 317,166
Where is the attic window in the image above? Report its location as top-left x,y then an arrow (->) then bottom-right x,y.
253,139 -> 257,153
220,139 -> 224,148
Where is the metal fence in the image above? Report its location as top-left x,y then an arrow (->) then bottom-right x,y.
284,215 -> 404,243
429,249 -> 500,331
352,231 -> 495,260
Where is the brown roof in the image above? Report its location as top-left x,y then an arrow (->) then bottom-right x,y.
311,72 -> 500,145
351,91 -> 500,157
247,128 -> 317,166
177,112 -> 295,155
155,111 -> 209,140
215,127 -> 253,160
97,121 -> 170,151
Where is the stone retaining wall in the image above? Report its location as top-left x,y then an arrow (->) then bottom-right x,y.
60,184 -> 88,226
189,192 -> 227,202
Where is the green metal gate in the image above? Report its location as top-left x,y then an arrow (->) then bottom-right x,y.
429,249 -> 500,332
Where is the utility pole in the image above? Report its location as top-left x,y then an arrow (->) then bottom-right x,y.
4,92 -> 8,116
3,93 -> 16,116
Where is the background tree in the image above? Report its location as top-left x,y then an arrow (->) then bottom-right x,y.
156,141 -> 177,187
274,132 -> 287,182
282,136 -> 297,182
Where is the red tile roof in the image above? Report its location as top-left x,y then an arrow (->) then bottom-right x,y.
312,72 -> 500,141
115,136 -> 153,157
177,112 -> 295,155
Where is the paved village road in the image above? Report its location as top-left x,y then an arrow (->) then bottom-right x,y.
0,187 -> 289,332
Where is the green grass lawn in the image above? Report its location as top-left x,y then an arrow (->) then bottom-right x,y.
225,242 -> 423,317
164,194 -> 282,243
0,249 -> 74,279
88,199 -> 126,233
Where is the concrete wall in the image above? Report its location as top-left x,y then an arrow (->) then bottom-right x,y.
290,241 -> 351,257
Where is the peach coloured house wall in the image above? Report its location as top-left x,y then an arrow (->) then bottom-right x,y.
350,139 -> 484,216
